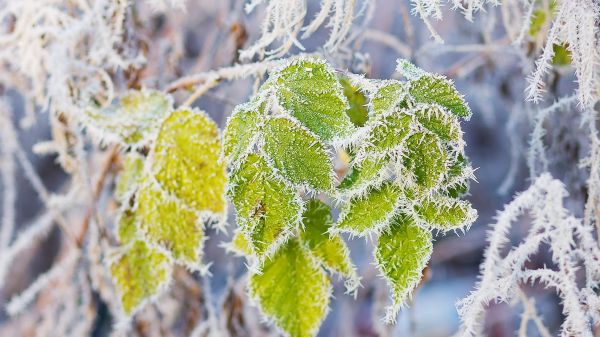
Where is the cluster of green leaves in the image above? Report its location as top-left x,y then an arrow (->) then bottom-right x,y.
87,90 -> 227,316
223,57 -> 477,335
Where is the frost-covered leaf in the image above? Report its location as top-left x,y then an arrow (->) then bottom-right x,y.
229,154 -> 302,257
152,108 -> 226,216
375,215 -> 432,323
336,182 -> 401,235
110,240 -> 171,315
413,193 -> 476,230
116,208 -> 138,244
370,81 -> 406,116
409,75 -> 471,119
300,199 -> 356,279
263,117 -> 334,191
364,110 -> 412,154
340,77 -> 368,127
137,180 -> 204,268
403,133 -> 448,190
85,90 -> 172,146
339,155 -> 389,192
115,152 -> 145,202
226,229 -> 254,256
273,58 -> 354,141
223,103 -> 262,163
249,239 -> 331,337
415,105 -> 461,143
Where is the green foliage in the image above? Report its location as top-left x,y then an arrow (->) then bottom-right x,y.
375,215 -> 432,322
249,239 -> 331,337
229,153 -> 302,257
263,117 -> 334,191
222,56 -> 476,334
269,58 -> 355,141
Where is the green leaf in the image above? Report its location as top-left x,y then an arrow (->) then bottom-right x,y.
223,103 -> 262,163
375,215 -> 432,323
552,44 -> 572,66
85,90 -> 172,146
249,239 -> 331,337
229,154 -> 302,257
409,75 -> 471,119
340,77 -> 368,127
300,200 -> 356,279
152,108 -> 226,216
273,57 -> 355,141
339,155 -> 389,192
110,240 -> 171,315
364,110 -> 413,154
403,133 -> 448,190
137,180 -> 204,268
415,105 -> 461,143
370,81 -> 406,116
336,182 -> 401,235
225,229 -> 254,256
263,117 -> 334,191
115,152 -> 145,202
413,193 -> 476,230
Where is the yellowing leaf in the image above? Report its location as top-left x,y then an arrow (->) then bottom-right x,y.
409,75 -> 471,119
300,200 -> 356,280
115,152 -> 145,202
273,57 -> 355,141
229,154 -> 302,257
116,208 -> 138,244
223,103 -> 262,163
336,182 -> 401,235
137,180 -> 204,268
375,215 -> 432,323
152,108 -> 226,216
249,239 -> 331,337
263,117 -> 334,191
110,240 -> 171,315
85,90 -> 172,146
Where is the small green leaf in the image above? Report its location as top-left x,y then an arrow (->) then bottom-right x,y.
364,110 -> 413,154
229,154 -> 302,257
263,117 -> 334,191
336,182 -> 401,235
409,75 -> 471,119
137,180 -> 204,268
375,215 -> 432,323
223,103 -> 262,163
403,133 -> 448,190
371,81 -> 406,116
339,155 -> 389,192
110,240 -> 171,315
552,44 -> 572,66
152,109 -> 226,216
340,77 -> 368,127
273,57 -> 355,141
300,200 -> 356,278
225,229 -> 254,256
249,239 -> 331,337
414,193 -> 476,230
85,90 -> 172,146
115,152 -> 145,202
415,105 -> 461,143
